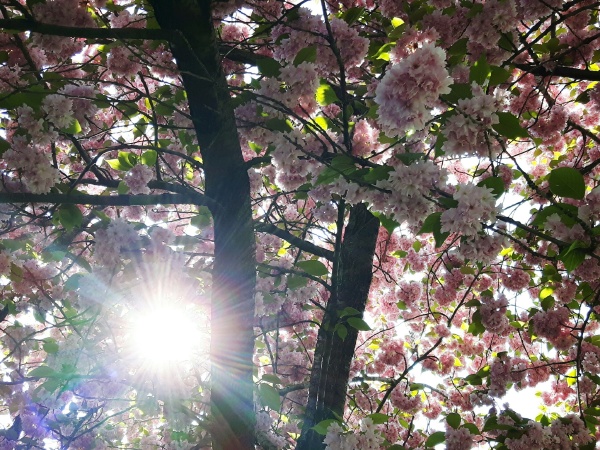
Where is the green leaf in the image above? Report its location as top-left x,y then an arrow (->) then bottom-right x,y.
395,152 -> 425,166
477,176 -> 504,198
339,307 -> 360,317
106,159 -> 130,171
468,309 -> 485,336
464,374 -> 483,385
258,383 -> 281,411
296,260 -> 328,277
28,366 -> 58,378
265,118 -> 293,133
118,151 -> 137,170
425,431 -> 445,447
0,137 -> 10,156
438,197 -> 459,208
313,116 -> 329,130
362,166 -> 393,184
256,57 -> 282,77
43,339 -> 59,354
419,212 -> 442,234
316,83 -> 340,106
141,150 -> 157,166
558,241 -> 587,272
448,38 -> 468,57
0,51 -> 8,63
190,205 -> 212,228
532,203 -> 578,227
575,90 -> 591,104
372,211 -> 399,234
58,204 -> 83,232
312,419 -> 338,435
117,181 -> 129,194
0,86 -> 47,110
447,412 -> 461,429
367,413 -> 389,424
287,276 -> 308,289
341,6 -> 364,24
462,422 -> 480,435
315,155 -> 356,185
441,83 -> 472,103
418,212 -> 449,248
470,54 -> 491,85
347,317 -> 371,331
548,167 -> 585,200
489,66 -> 511,86
293,45 -> 317,66
60,119 -> 82,135
65,273 -> 84,290
336,323 -> 348,340
493,112 -> 529,139
261,374 -> 282,385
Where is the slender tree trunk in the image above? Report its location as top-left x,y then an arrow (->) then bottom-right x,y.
149,2 -> 256,449
297,203 -> 379,450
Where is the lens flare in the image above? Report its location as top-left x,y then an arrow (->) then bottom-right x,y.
130,306 -> 202,366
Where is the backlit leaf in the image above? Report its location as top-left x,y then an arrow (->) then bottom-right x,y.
548,167 -> 585,200
347,317 -> 371,331
493,112 -> 529,139
297,260 -> 328,277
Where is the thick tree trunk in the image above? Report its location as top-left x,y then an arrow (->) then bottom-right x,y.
149,2 -> 256,449
297,203 -> 379,450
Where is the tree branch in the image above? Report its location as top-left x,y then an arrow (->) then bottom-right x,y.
514,63 -> 600,82
0,18 -> 170,40
255,222 -> 334,261
0,191 -> 211,207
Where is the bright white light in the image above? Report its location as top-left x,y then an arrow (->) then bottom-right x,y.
131,306 -> 202,366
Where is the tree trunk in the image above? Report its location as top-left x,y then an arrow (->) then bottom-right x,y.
297,203 -> 379,450
149,2 -> 256,449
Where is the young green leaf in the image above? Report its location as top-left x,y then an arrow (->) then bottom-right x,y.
548,167 -> 585,200
258,383 -> 281,411
367,413 -> 389,424
446,412 -> 461,429
347,317 -> 371,331
141,150 -> 158,166
425,431 -> 446,447
58,204 -> 83,232
336,323 -> 348,340
312,419 -> 339,435
297,260 -> 328,276
28,365 -> 58,378
316,83 -> 340,106
493,112 -> 529,139
477,176 -> 504,198
293,45 -> 317,66
256,57 -> 282,77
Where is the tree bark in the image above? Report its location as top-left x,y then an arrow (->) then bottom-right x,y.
149,2 -> 256,449
297,203 -> 379,450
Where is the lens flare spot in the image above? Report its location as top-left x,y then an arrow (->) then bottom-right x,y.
131,307 -> 201,365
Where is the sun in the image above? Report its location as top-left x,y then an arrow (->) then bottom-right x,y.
130,305 -> 205,367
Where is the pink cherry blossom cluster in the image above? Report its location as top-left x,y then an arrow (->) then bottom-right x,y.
441,184 -> 499,236
480,294 -> 509,333
93,218 -> 141,267
272,9 -> 369,76
324,418 -> 384,450
442,85 -> 501,157
374,43 -> 452,136
125,164 -> 154,195
445,426 -> 473,450
504,414 -> 591,450
374,160 -> 447,227
3,135 -> 60,194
